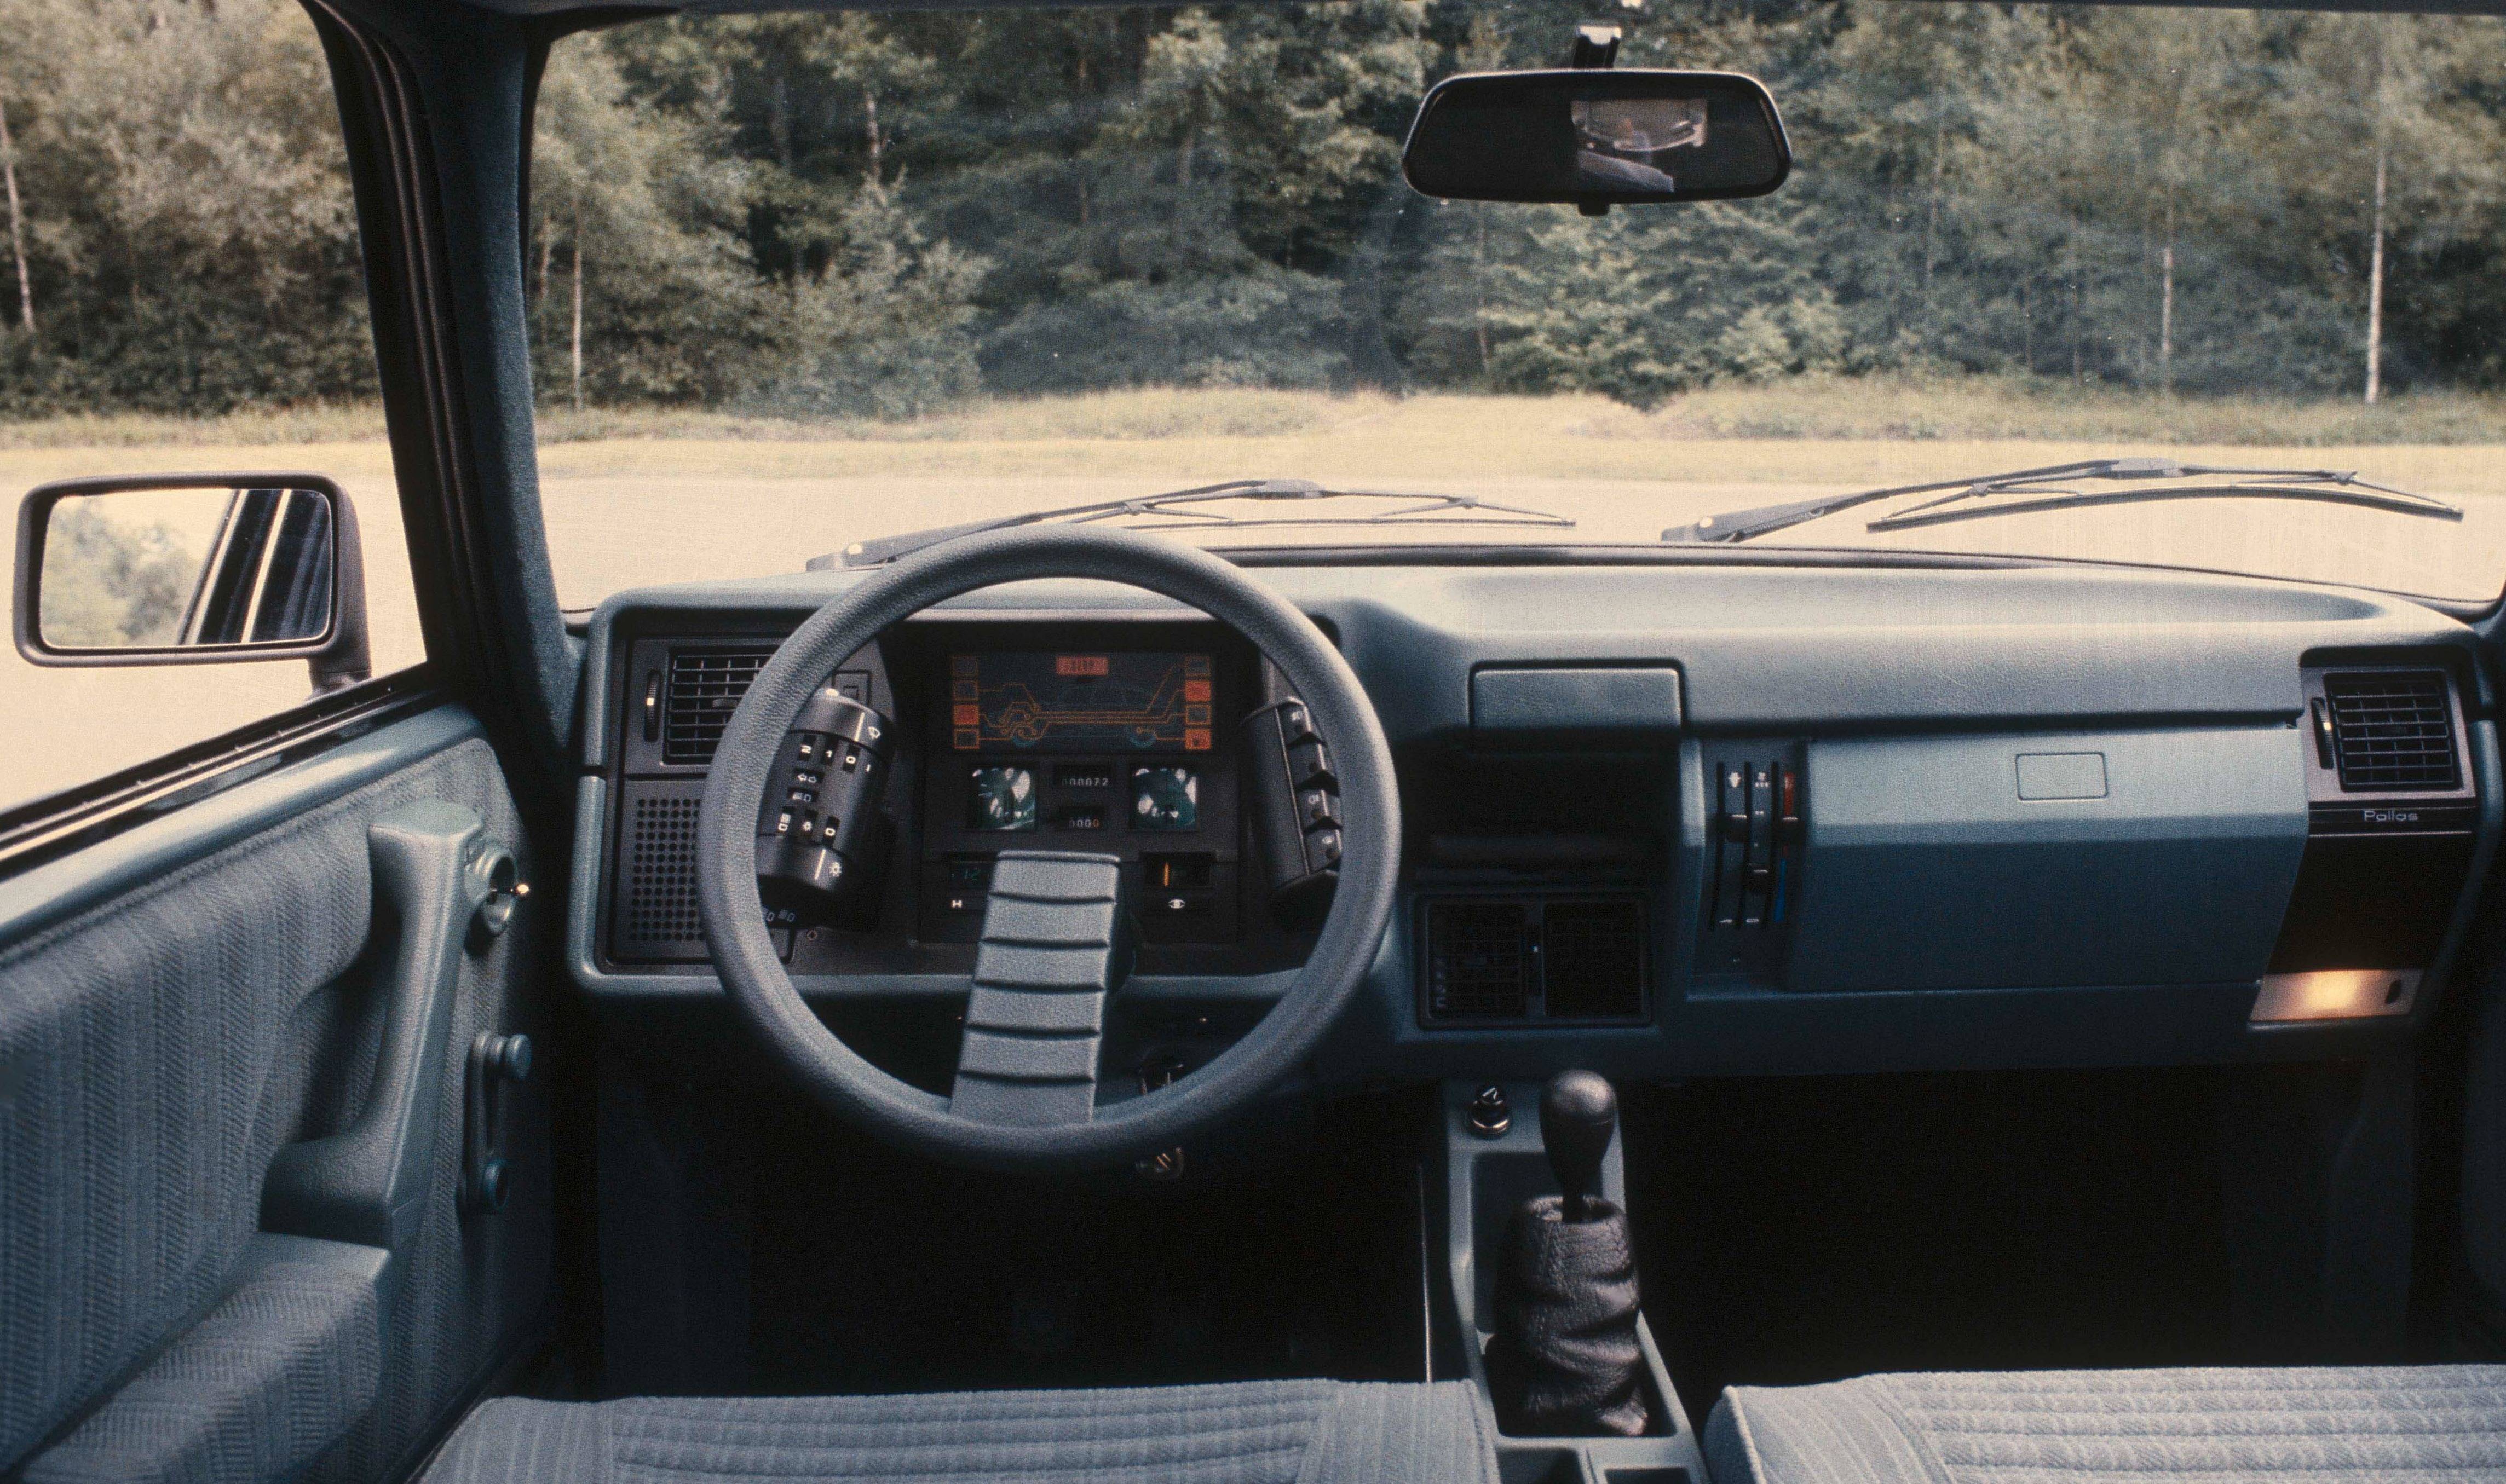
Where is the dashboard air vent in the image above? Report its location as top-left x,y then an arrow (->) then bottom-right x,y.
664,647 -> 774,765
1541,900 -> 1646,1020
1425,902 -> 1530,1019
2325,672 -> 2458,792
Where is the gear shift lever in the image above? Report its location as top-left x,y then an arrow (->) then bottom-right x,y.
1488,1071 -> 1650,1436
1542,1069 -> 1617,1222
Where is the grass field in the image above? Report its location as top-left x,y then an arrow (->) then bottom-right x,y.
4,380 -> 2503,810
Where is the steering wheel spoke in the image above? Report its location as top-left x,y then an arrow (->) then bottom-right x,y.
949,851 -> 1132,1127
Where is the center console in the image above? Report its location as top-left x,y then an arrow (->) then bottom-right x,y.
1438,1077 -> 1705,1484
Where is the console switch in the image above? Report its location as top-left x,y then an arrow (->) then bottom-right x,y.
756,688 -> 893,908
1706,749 -> 1805,977
1246,694 -> 1340,917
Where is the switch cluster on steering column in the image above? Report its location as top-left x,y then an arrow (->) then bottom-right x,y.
756,684 -> 894,904
1246,694 -> 1344,909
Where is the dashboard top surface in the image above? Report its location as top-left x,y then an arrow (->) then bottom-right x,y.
579,559 -> 2476,771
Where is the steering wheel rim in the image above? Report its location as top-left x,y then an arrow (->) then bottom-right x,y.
695,525 -> 1399,1172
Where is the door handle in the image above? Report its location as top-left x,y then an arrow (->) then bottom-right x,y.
261,801 -> 512,1252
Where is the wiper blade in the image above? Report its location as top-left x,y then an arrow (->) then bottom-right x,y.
1864,466 -> 2464,533
1661,458 -> 2462,545
813,478 -> 1576,569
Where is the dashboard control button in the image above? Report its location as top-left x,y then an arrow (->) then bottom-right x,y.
1288,741 -> 1335,789
1721,810 -> 1751,843
1145,853 -> 1213,889
1277,701 -> 1315,743
1297,787 -> 1338,828
1304,826 -> 1343,871
944,892 -> 985,915
1150,891 -> 1213,916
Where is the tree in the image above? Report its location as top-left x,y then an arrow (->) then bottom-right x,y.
38,501 -> 202,647
0,0 -> 375,415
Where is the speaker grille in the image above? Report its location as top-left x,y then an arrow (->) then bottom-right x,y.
1541,899 -> 1646,1020
2327,672 -> 2458,792
617,789 -> 705,958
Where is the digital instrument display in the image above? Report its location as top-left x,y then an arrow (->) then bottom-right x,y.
1132,766 -> 1201,832
949,651 -> 1215,753
967,765 -> 1039,831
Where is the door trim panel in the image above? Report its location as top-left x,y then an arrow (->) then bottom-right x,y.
0,705 -> 481,950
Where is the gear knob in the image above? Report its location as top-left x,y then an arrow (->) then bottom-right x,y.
1541,1070 -> 1617,1221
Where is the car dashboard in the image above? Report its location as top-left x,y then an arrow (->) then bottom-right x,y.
569,559 -> 2497,1087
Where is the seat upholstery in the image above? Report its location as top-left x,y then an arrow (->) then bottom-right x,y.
1706,1365 -> 2506,1484
421,1379 -> 1497,1484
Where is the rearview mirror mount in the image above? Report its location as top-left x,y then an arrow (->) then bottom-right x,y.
14,474 -> 372,693
1402,69 -> 1791,212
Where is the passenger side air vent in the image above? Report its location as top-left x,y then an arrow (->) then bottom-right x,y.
2324,672 -> 2458,792
664,647 -> 774,765
1541,900 -> 1646,1019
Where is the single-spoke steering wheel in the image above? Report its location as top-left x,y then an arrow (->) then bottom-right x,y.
695,526 -> 1399,1171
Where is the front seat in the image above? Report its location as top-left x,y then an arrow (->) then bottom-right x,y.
422,1378 -> 1497,1484
1706,1365 -> 2506,1483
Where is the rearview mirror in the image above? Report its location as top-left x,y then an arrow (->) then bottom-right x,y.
14,474 -> 371,691
1402,70 -> 1791,209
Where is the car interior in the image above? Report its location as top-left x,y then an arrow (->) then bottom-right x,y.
4,0 -> 2506,1481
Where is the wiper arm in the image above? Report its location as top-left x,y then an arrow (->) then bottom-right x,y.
1661,458 -> 2462,545
1864,466 -> 2463,533
812,478 -> 1576,568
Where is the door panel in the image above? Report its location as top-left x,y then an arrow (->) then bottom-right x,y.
0,707 -> 550,1480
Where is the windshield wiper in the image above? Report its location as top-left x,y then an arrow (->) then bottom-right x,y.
812,478 -> 1576,568
1660,458 -> 2462,545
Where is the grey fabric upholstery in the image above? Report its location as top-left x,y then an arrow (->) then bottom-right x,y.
1706,1365 -> 2506,1484
421,1380 -> 1498,1484
0,728 -> 545,1480
24,1235 -> 384,1484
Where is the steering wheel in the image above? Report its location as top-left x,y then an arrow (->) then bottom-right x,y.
695,526 -> 1399,1171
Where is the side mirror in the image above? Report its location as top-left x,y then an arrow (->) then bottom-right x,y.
13,474 -> 372,692
1402,69 -> 1791,210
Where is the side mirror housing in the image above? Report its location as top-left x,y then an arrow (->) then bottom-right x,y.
13,474 -> 372,692
1402,69 -> 1791,209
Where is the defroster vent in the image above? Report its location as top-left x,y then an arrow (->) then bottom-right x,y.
664,647 -> 774,764
2325,672 -> 2458,792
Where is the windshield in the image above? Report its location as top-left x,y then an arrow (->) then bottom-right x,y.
532,2 -> 2506,605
